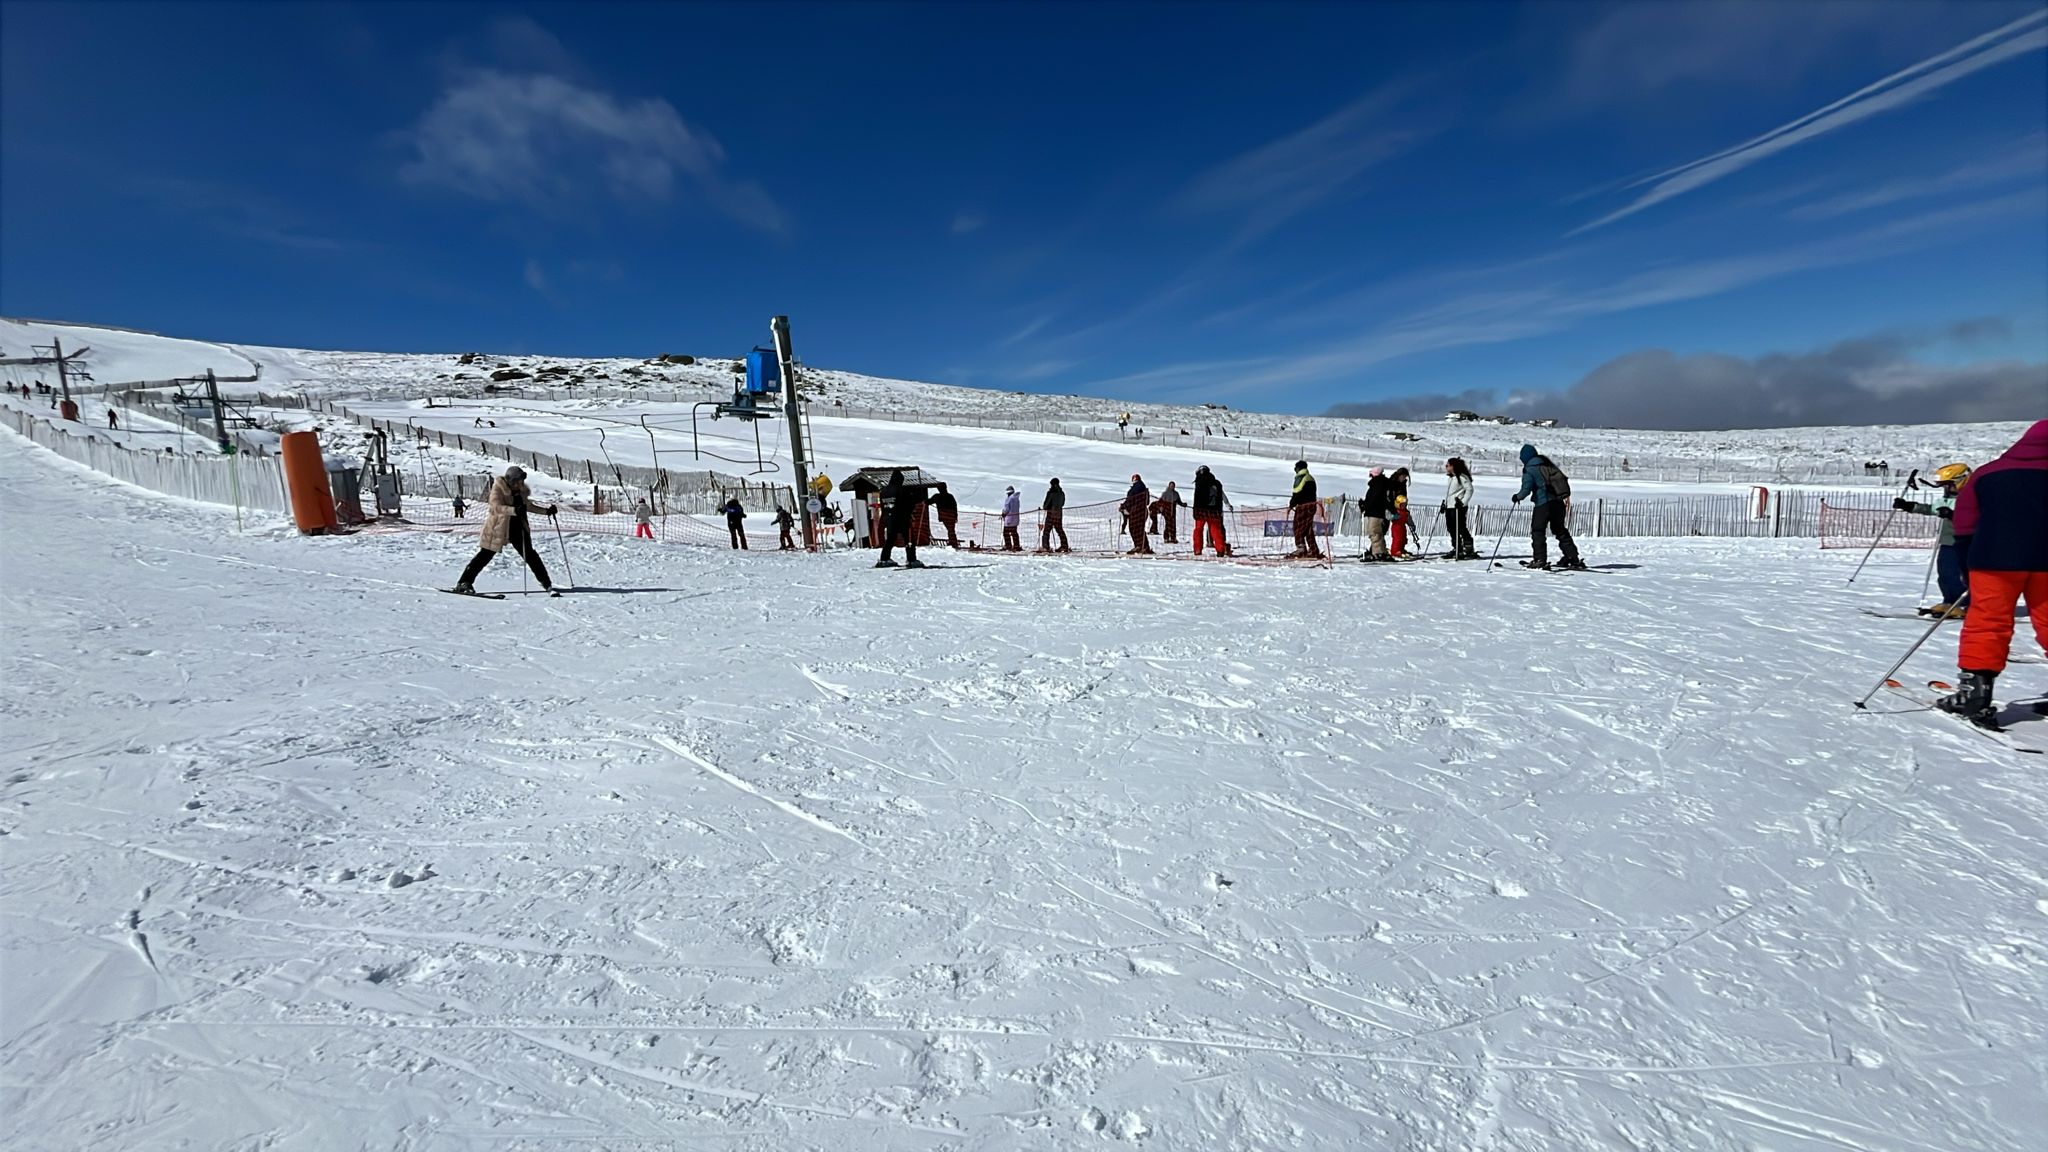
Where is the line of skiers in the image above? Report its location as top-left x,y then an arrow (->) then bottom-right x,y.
453,443 -> 1597,588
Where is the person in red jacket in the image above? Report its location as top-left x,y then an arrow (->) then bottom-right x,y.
1940,419 -> 2048,725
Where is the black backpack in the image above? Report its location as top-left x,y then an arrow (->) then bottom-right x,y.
1535,456 -> 1571,501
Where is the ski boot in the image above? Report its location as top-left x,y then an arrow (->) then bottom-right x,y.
1916,602 -> 1960,617
905,558 -> 927,569
874,557 -> 900,569
1521,559 -> 1550,570
1558,557 -> 1588,571
451,581 -> 478,595
1936,670 -> 1999,727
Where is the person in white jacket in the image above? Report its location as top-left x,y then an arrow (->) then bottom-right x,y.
1000,486 -> 1023,552
1440,457 -> 1478,560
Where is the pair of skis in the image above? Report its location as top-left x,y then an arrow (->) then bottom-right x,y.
1879,678 -> 2045,755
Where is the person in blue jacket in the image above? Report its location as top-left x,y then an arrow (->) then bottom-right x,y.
1512,444 -> 1585,570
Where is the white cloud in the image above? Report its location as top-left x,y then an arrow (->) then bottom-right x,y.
1574,9 -> 2047,233
523,257 -> 548,293
1786,134 -> 2048,219
951,212 -> 985,235
1175,82 -> 1435,243
400,37 -> 784,232
1109,191 -> 2040,401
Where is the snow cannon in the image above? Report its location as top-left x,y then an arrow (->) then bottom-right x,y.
281,431 -> 341,535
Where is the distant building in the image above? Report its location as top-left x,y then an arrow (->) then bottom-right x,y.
1485,415 -> 1515,425
1444,409 -> 1479,422
1529,417 -> 1559,428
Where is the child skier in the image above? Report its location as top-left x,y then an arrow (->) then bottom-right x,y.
1894,463 -> 1970,614
775,505 -> 796,550
1388,467 -> 1414,557
633,496 -> 654,539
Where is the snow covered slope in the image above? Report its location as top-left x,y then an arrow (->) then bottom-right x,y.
0,317 -> 257,385
4,427 -> 2043,1151
4,315 -> 2025,474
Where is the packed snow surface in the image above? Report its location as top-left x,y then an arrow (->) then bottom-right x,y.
4,427 -> 2045,1150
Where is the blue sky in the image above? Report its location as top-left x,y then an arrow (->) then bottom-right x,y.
2,0 -> 2043,422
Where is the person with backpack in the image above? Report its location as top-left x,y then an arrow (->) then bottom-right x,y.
723,497 -> 748,550
1001,486 -> 1023,551
452,465 -> 559,595
1512,444 -> 1584,570
1937,421 -> 2048,725
1122,474 -> 1153,554
774,505 -> 797,550
1895,463 -> 1970,614
1289,460 -> 1323,559
633,496 -> 654,539
1039,478 -> 1070,552
1358,468 -> 1394,560
932,482 -> 960,548
875,469 -> 928,569
1192,465 -> 1230,556
1388,467 -> 1415,558
1441,457 -> 1477,560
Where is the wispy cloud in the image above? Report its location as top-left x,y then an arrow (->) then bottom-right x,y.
950,211 -> 985,236
1094,191 -> 2039,402
1174,82 -> 1437,244
400,19 -> 783,232
998,314 -> 1055,348
1573,9 -> 2048,234
1786,134 -> 2048,220
130,175 -> 353,253
523,257 -> 548,294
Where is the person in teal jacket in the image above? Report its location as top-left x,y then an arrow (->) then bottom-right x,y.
1512,444 -> 1585,570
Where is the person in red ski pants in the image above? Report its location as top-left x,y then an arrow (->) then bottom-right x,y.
1941,420 -> 2048,724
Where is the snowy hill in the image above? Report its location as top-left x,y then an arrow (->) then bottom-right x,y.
3,316 -> 2027,477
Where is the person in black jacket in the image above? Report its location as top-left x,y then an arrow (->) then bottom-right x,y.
1039,478 -> 1070,553
1289,460 -> 1322,559
723,497 -> 747,550
1359,468 -> 1394,560
931,482 -> 960,548
876,469 -> 927,569
1192,465 -> 1230,556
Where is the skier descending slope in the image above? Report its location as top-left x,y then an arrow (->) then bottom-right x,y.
1896,463 -> 1970,614
452,465 -> 559,596
1939,420 -> 2048,725
875,469 -> 927,569
1512,444 -> 1585,571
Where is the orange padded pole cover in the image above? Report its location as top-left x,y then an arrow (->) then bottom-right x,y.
281,430 -> 339,535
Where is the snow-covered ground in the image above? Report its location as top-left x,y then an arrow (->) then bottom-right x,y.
4,418 -> 2044,1150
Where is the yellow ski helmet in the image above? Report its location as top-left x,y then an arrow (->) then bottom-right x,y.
1933,462 -> 1971,485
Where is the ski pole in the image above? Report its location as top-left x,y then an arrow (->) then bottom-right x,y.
1486,504 -> 1514,567
1918,539 -> 1939,604
1847,469 -> 1918,585
551,512 -> 576,589
1853,594 -> 1966,709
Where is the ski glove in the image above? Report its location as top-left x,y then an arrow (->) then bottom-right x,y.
545,504 -> 559,517
1893,497 -> 1912,511
1511,494 -> 1524,505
